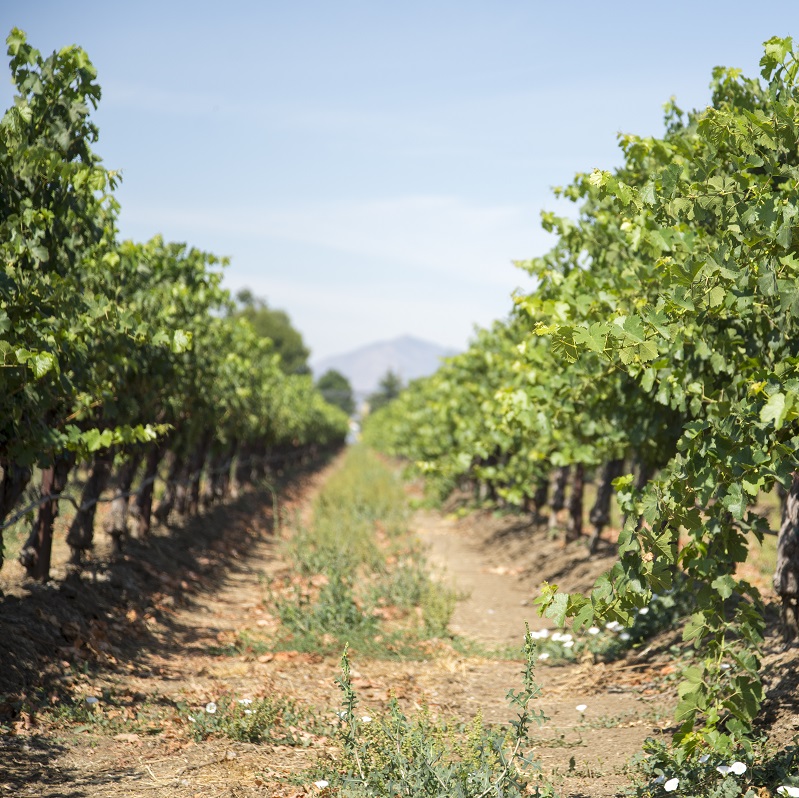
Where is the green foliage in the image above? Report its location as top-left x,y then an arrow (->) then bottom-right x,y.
367,370 -> 404,414
627,736 -> 799,798
272,446 -> 457,656
0,29 -> 349,577
333,630 -> 557,797
181,694 -> 322,745
367,35 -> 799,755
317,369 -> 356,416
233,288 -> 310,375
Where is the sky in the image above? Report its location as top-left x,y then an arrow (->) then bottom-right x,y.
3,2 -> 799,361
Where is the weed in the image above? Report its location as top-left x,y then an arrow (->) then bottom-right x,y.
180,694 -> 324,745
269,446 -> 457,657
331,626 -> 558,797
625,736 -> 799,797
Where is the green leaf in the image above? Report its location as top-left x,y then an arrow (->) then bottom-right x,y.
721,483 -> 745,519
710,574 -> 737,600
171,329 -> 192,353
708,286 -> 725,307
543,592 -> 569,627
761,392 -> 786,428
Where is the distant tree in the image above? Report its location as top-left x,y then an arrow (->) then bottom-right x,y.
317,369 -> 355,416
367,370 -> 403,413
233,289 -> 310,374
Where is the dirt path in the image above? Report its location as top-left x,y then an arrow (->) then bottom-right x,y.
1,461 -> 675,798
417,509 -> 541,645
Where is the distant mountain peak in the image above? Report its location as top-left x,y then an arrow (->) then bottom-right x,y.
312,336 -> 457,395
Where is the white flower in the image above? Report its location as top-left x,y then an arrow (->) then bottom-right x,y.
575,704 -> 587,712
619,632 -> 631,641
563,640 -> 574,648
551,632 -> 563,642
730,761 -> 746,775
777,787 -> 799,797
699,754 -> 710,763
314,780 -> 329,789
361,715 -> 372,723
720,663 -> 731,670
605,620 -> 622,631
188,715 -> 196,722
638,607 -> 649,615
664,777 -> 679,792
85,696 -> 99,705
538,628 -> 549,638
587,626 -> 600,635
205,702 -> 217,714
244,709 -> 253,715
561,633 -> 573,642
538,652 -> 550,660
716,765 -> 731,775
653,774 -> 665,784
238,698 -> 253,705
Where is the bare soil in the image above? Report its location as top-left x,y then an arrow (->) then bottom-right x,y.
1,460 -> 797,798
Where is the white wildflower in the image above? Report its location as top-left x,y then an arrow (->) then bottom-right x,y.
716,765 -> 731,775
619,632 -> 631,641
238,698 -> 253,705
361,715 -> 372,723
777,787 -> 799,797
538,628 -> 549,638
575,704 -> 587,712
551,632 -> 563,642
699,754 -> 710,763
720,663 -> 731,670
664,777 -> 679,792
244,709 -> 253,715
538,652 -> 550,660
653,774 -> 665,784
605,620 -> 622,631
730,761 -> 746,775
314,779 -> 329,789
205,702 -> 217,714
638,607 -> 649,615
563,640 -> 575,648
588,626 -> 600,635
188,715 -> 196,722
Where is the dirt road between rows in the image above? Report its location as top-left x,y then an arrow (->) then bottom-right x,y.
1,459 -> 677,798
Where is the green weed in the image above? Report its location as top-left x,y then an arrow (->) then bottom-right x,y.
270,446 -> 457,657
180,694 -> 325,745
330,626 -> 558,797
625,736 -> 799,797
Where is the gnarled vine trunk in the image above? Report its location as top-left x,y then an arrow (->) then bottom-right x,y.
0,463 -> 32,572
66,450 -> 113,567
588,458 -> 624,553
774,472 -> 799,641
531,476 -> 549,527
130,443 -> 165,538
565,463 -> 585,543
107,450 -> 143,553
549,465 -> 570,531
20,454 -> 73,581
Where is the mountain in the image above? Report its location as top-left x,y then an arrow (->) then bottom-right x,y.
312,335 -> 457,396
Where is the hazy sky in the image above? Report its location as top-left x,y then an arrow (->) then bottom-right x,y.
3,3 -> 798,360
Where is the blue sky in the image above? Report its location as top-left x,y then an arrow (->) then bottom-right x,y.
4,3 -> 798,360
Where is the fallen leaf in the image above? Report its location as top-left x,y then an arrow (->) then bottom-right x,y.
114,733 -> 141,743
